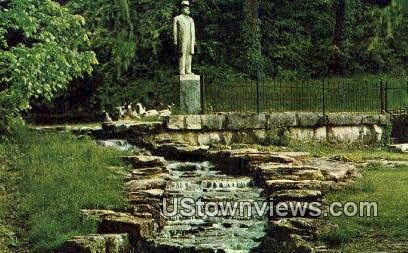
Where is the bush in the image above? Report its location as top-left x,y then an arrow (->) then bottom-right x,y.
0,0 -> 96,131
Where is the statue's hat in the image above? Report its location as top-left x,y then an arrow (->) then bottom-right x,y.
181,1 -> 191,6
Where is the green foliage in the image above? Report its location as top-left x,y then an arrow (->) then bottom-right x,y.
260,0 -> 334,79
0,0 -> 97,130
240,0 -> 264,78
0,127 -> 128,252
67,0 -> 177,112
32,0 -> 408,117
379,119 -> 392,147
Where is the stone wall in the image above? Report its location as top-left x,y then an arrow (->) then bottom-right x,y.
153,113 -> 390,146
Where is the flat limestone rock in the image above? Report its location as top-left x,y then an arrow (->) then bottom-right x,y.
388,143 -> 408,153
61,233 -> 130,253
265,179 -> 324,192
305,159 -> 357,182
80,209 -> 117,221
214,150 -> 308,163
98,213 -> 156,241
252,164 -> 325,181
125,178 -> 167,191
130,167 -> 168,178
229,151 -> 298,164
269,190 -> 322,202
140,189 -> 165,197
122,155 -> 166,168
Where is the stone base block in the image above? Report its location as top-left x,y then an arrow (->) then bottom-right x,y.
179,74 -> 201,114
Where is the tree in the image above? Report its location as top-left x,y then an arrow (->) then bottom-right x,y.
0,0 -> 97,132
241,0 -> 264,79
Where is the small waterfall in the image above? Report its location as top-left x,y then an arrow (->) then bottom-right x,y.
201,178 -> 254,189
152,161 -> 267,252
96,139 -> 139,152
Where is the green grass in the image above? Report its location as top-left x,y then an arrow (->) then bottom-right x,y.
320,164 -> 408,252
0,126 -> 129,252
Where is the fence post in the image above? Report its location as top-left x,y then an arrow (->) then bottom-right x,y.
256,74 -> 260,114
201,73 -> 205,114
385,79 -> 389,113
404,79 -> 408,108
322,80 -> 326,115
380,79 -> 384,114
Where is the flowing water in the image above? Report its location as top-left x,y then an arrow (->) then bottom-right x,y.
151,161 -> 267,253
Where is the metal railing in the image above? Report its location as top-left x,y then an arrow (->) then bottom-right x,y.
201,76 -> 408,114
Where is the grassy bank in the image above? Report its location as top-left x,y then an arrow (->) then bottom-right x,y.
320,164 -> 408,252
250,141 -> 408,251
0,127 -> 128,252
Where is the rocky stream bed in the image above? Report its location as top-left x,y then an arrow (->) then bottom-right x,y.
60,140 -> 360,253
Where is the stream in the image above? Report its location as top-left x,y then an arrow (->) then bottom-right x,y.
98,140 -> 267,253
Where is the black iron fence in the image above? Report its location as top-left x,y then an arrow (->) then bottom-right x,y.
201,77 -> 408,114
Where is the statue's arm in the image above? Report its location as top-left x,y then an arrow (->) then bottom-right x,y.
173,17 -> 178,46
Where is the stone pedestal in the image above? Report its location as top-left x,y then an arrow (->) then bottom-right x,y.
179,74 -> 201,114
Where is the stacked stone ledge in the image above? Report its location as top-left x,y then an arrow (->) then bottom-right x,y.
157,113 -> 390,146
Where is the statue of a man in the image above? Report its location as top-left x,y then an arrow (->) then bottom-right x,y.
173,1 -> 196,75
